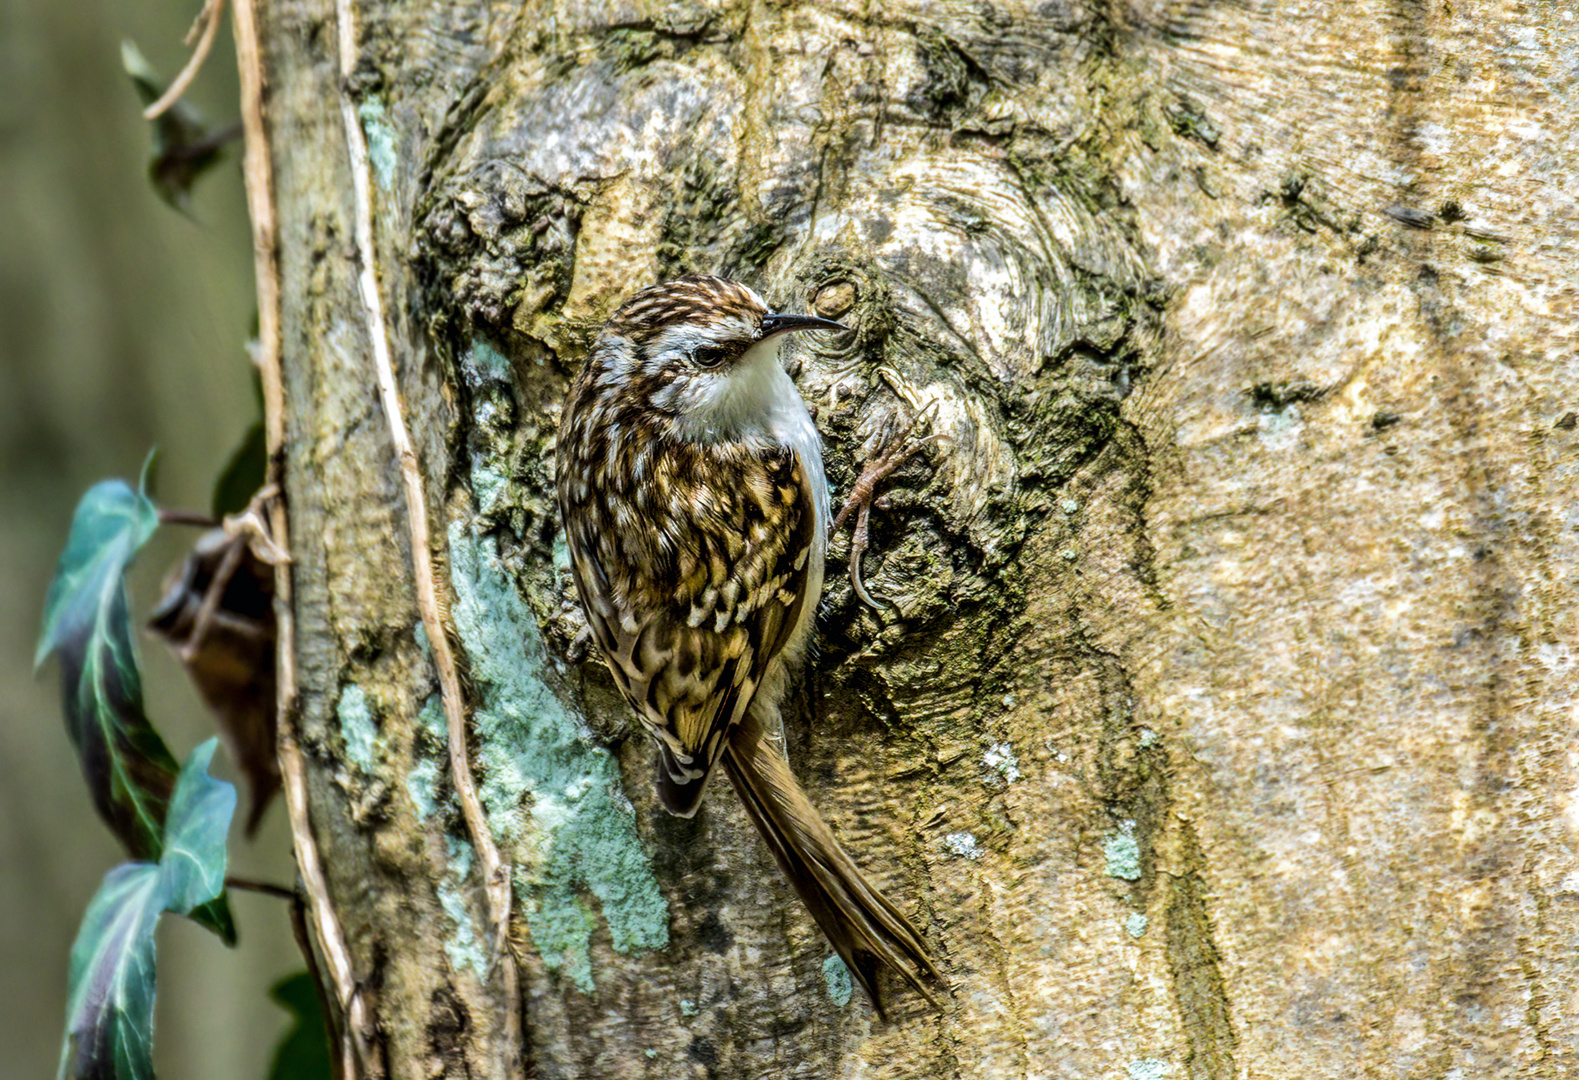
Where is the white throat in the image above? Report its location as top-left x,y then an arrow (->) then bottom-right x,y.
667,337 -> 805,448
663,335 -> 830,532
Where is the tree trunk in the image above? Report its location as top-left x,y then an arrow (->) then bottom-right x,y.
249,0 -> 1579,1076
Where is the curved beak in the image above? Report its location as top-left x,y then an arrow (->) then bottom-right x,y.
758,312 -> 849,340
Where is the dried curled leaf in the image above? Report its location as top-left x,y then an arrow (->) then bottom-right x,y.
58,740 -> 236,1080
149,527 -> 279,835
120,40 -> 239,211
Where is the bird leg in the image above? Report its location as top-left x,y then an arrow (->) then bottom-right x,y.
832,401 -> 945,610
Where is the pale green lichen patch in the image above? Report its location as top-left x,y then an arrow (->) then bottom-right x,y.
1126,1059 -> 1174,1080
1104,822 -> 1142,881
458,338 -> 556,550
1125,912 -> 1149,939
357,96 -> 397,192
338,684 -> 378,774
438,837 -> 489,981
943,831 -> 985,859
466,338 -> 512,381
448,522 -> 669,992
405,693 -> 446,820
418,691 -> 445,739
983,741 -> 1021,783
822,954 -> 853,1008
527,885 -> 598,992
471,460 -> 509,517
552,530 -> 571,577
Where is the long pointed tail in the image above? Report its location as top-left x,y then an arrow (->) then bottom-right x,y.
721,710 -> 943,1016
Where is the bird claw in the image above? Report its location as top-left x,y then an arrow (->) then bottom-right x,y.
832,401 -> 946,611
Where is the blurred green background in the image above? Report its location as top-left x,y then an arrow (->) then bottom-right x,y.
0,0 -> 302,1076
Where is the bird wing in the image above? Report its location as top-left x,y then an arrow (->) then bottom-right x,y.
565,442 -> 817,817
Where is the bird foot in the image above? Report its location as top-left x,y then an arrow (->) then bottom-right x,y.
832,401 -> 946,610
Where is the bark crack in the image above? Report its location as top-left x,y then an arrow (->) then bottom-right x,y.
1164,824 -> 1239,1080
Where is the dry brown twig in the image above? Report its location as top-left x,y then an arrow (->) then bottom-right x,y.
171,484 -> 288,663
333,0 -> 523,1065
143,0 -> 228,121
230,0 -> 375,1075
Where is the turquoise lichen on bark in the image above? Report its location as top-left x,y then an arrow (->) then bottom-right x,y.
447,521 -> 669,992
465,337 -> 511,380
459,339 -> 527,520
337,684 -> 378,774
1104,822 -> 1142,881
471,461 -> 509,517
356,95 -> 397,192
822,954 -> 853,1008
404,688 -> 490,980
405,693 -> 445,820
439,838 -> 489,981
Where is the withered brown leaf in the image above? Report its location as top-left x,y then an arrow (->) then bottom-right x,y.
149,529 -> 279,836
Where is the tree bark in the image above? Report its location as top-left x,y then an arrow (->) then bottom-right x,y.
252,0 -> 1579,1076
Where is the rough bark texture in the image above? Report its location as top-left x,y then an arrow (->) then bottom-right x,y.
262,0 -> 1579,1076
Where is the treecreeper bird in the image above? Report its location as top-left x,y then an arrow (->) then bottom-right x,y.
556,274 -> 942,1014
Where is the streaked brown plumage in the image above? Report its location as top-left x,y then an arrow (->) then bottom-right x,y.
556,275 -> 941,1014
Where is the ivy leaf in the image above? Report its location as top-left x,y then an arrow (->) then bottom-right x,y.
38,479 -> 177,861
158,740 -> 238,918
266,973 -> 333,1080
60,864 -> 161,1080
211,420 -> 267,520
164,729 -> 239,937
59,740 -> 237,1080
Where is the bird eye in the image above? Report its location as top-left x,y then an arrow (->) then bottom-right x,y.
692,345 -> 731,369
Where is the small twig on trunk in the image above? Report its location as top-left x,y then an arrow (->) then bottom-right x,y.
176,531 -> 242,662
224,875 -> 296,901
333,0 -> 523,1065
158,508 -> 221,529
231,2 -> 373,1078
173,484 -> 293,660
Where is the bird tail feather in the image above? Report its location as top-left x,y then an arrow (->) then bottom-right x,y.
721,711 -> 943,1017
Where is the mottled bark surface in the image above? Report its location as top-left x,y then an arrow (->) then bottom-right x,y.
263,0 -> 1579,1076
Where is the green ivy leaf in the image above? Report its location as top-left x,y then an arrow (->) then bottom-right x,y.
38,479 -> 177,861
159,736 -> 238,945
210,421 -> 267,519
266,973 -> 333,1080
59,740 -> 236,1080
159,740 -> 235,909
60,863 -> 161,1080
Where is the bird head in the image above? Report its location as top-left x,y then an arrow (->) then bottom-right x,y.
590,275 -> 845,441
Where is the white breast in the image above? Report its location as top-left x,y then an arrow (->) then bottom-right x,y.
665,336 -> 830,643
